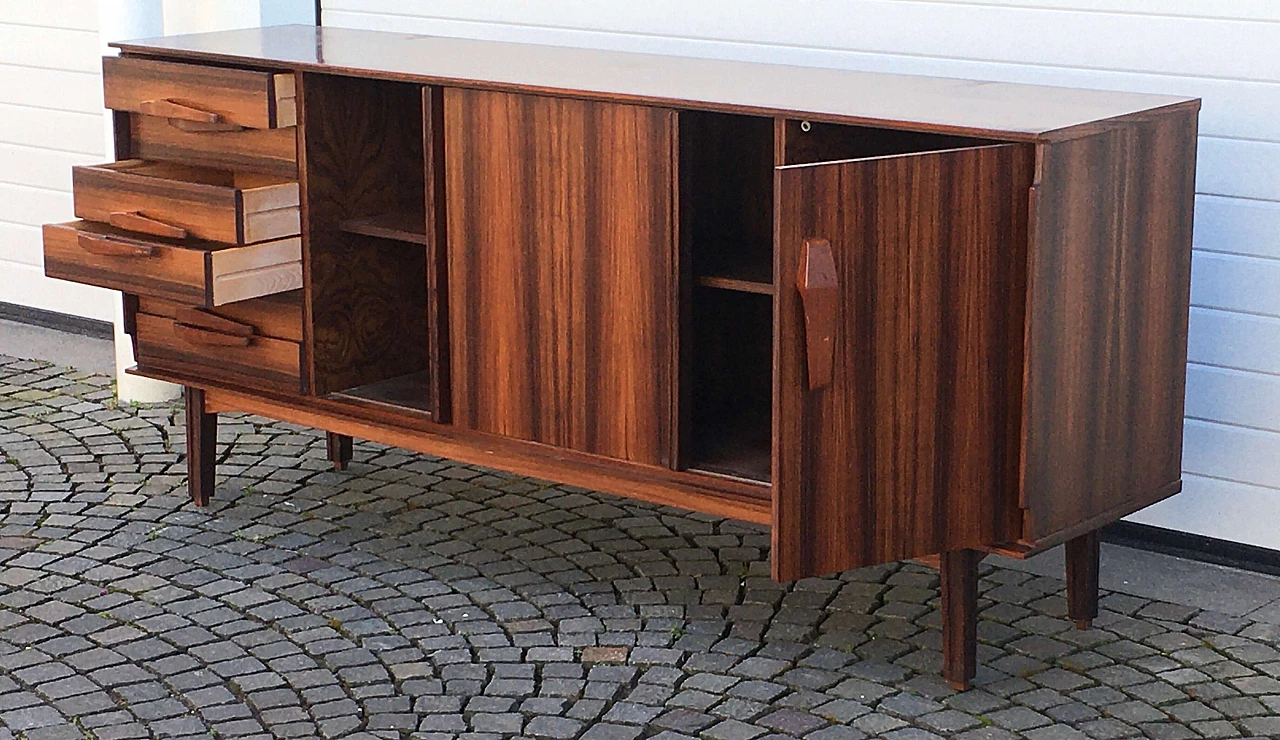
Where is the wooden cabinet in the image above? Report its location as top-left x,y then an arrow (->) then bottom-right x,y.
42,26 -> 1201,690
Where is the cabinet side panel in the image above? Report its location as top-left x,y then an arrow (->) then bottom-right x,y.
300,73 -> 428,396
1021,108 -> 1198,543
445,89 -> 675,466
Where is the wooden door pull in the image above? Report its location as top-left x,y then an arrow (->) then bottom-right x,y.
76,232 -> 155,258
796,237 -> 839,390
173,322 -> 252,347
107,210 -> 188,239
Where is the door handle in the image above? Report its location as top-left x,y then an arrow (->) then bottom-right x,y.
107,210 -> 188,239
77,232 -> 155,258
796,237 -> 839,391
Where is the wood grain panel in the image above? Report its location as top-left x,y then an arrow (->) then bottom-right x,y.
142,367 -> 771,526
446,89 -> 675,466
45,220 -> 301,307
1019,107 -> 1199,542
139,289 -> 303,343
131,114 -> 297,178
299,73 -> 430,396
44,220 -> 208,304
773,143 -> 1033,580
73,159 -> 299,245
104,55 -> 294,129
134,311 -> 302,394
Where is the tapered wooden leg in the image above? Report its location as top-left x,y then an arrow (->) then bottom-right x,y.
941,548 -> 982,691
1066,530 -> 1101,629
184,386 -> 216,507
326,432 -> 352,471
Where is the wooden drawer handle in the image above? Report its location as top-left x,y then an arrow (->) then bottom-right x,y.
796,237 -> 839,391
77,232 -> 155,258
174,306 -> 254,337
108,211 -> 187,239
139,98 -> 220,123
167,119 -> 246,133
174,322 -> 252,347
138,98 -> 246,132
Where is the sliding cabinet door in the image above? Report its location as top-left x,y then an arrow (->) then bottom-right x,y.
772,144 -> 1033,580
444,89 -> 676,466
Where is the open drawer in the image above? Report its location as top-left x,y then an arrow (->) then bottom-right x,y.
103,56 -> 296,129
131,293 -> 305,395
73,159 -> 299,245
44,220 -> 301,307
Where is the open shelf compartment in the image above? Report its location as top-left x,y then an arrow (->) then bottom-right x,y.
301,73 -> 447,417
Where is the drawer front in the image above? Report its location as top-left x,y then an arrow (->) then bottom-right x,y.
73,160 -> 299,245
134,309 -> 303,394
131,114 -> 297,178
44,221 -> 302,307
104,56 -> 295,129
138,291 -> 304,343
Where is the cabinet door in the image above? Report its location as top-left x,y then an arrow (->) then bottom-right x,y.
773,144 -> 1032,581
445,89 -> 675,466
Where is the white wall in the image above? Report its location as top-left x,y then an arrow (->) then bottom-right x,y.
0,0 -> 116,321
324,0 -> 1280,550
0,0 -> 311,400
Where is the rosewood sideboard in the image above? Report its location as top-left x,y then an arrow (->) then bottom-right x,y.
42,25 -> 1199,690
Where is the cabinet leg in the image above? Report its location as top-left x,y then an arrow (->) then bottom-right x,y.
183,386 -> 216,507
941,548 -> 982,691
1066,530 -> 1101,629
326,432 -> 353,471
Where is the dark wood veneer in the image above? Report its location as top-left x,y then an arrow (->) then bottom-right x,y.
298,73 -> 433,399
773,143 -> 1033,580
445,89 -> 677,467
1019,108 -> 1198,543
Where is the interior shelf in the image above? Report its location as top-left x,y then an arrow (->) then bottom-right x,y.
338,210 -> 427,245
679,110 -> 776,484
695,258 -> 774,295
331,371 -> 434,415
688,416 -> 772,484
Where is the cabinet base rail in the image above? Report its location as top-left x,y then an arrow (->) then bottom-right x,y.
167,372 -> 1106,691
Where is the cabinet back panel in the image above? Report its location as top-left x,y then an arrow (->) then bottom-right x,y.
681,111 -> 775,285
445,89 -> 676,466
687,287 -> 773,484
299,73 -> 431,397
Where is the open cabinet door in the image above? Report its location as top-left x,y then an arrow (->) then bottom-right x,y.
772,144 -> 1033,581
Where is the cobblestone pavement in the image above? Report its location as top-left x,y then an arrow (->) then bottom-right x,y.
2,355 -> 1280,740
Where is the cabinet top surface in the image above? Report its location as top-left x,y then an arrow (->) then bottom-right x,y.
114,24 -> 1196,139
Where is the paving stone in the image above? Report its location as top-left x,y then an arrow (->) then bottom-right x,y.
0,358 -> 1278,740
